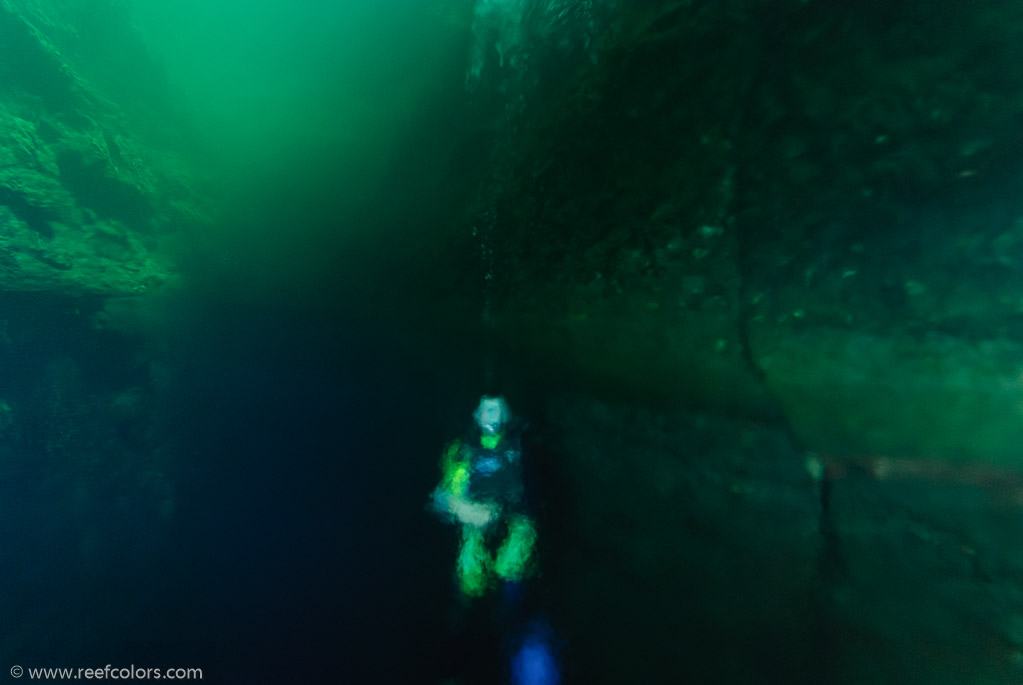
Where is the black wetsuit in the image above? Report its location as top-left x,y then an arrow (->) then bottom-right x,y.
465,430 -> 524,515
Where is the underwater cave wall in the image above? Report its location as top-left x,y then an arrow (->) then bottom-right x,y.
464,3 -> 1023,681
0,0 -> 212,296
470,0 -> 1023,465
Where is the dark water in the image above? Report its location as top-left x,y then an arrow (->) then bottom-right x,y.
159,309 -> 458,682
0,289 -> 513,682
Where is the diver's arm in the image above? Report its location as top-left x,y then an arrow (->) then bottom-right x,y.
450,495 -> 498,527
429,438 -> 499,526
431,490 -> 498,527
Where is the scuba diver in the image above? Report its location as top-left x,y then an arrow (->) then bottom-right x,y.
429,396 -> 538,599
430,396 -> 560,685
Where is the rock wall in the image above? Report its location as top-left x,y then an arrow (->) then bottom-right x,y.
0,0 -> 210,295
468,0 -> 1023,466
461,3 -> 1023,681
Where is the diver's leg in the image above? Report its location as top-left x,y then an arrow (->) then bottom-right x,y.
494,514 -> 538,583
456,523 -> 493,598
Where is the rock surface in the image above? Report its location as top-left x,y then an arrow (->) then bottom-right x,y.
457,2 -> 1023,681
0,0 -> 210,295
465,0 -> 1023,466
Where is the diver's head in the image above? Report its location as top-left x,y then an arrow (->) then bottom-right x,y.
474,396 -> 508,435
